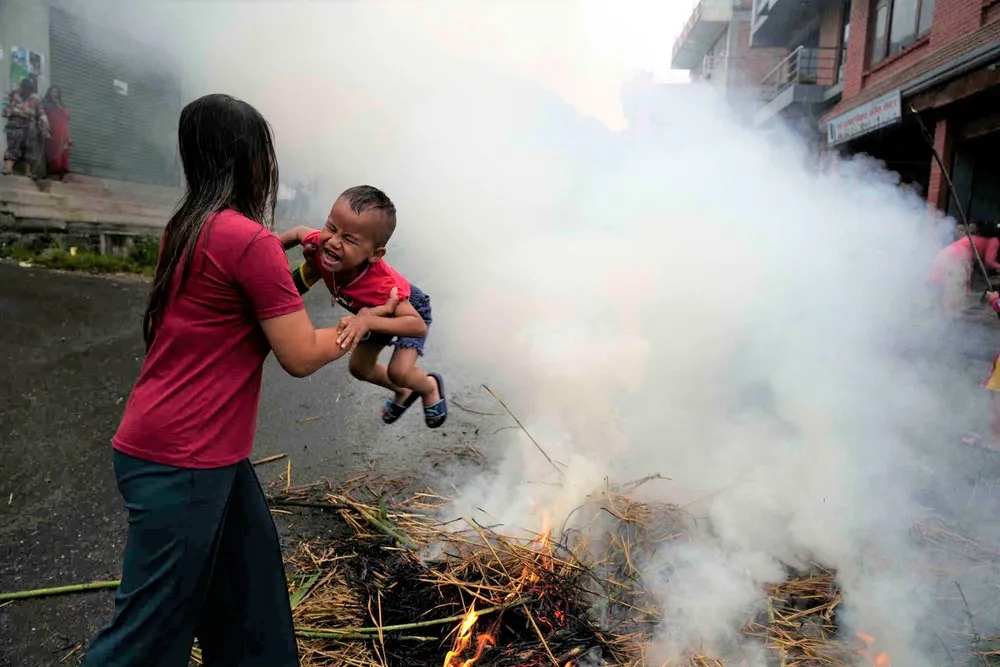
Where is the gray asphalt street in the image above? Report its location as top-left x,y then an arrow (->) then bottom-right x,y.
4,260 -> 1000,666
0,261 -> 502,667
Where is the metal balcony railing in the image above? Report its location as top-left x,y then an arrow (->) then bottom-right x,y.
700,54 -> 726,77
759,46 -> 841,103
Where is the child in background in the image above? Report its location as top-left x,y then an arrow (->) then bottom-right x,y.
930,222 -> 1000,316
279,185 -> 447,428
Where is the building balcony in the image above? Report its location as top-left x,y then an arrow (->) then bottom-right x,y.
693,54 -> 727,82
750,0 -> 828,48
754,46 -> 842,124
671,0 -> 737,70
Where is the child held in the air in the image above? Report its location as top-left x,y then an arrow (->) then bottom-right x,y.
279,186 -> 447,428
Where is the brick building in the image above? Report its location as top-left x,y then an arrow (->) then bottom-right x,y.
821,0 -> 1000,217
750,0 -> 853,143
671,0 -> 788,119
672,0 -> 1000,218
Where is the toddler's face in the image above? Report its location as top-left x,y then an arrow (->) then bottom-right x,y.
315,198 -> 383,273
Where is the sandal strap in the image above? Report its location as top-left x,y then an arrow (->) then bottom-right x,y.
424,399 -> 446,417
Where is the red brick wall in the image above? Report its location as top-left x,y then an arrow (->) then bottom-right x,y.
817,2 -> 847,85
843,0 -> 985,100
986,0 -> 1000,24
732,19 -> 787,86
819,2 -> 845,47
927,117 -> 954,211
842,0 -> 872,97
931,0 -> 983,47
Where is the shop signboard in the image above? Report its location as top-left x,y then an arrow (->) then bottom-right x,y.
827,89 -> 902,146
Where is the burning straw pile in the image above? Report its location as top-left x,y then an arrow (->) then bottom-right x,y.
258,474 -> 999,667
275,476 -> 671,667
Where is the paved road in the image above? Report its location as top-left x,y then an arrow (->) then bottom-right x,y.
4,261 -> 1000,666
0,262 -> 501,667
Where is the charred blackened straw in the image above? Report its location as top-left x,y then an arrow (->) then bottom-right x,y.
909,105 -> 996,299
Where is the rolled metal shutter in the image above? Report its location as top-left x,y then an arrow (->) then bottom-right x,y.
48,7 -> 181,187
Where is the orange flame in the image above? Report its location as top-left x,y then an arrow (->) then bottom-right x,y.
855,631 -> 891,667
442,605 -> 495,667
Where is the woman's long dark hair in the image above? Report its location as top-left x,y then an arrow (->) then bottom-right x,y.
142,94 -> 279,347
43,86 -> 62,110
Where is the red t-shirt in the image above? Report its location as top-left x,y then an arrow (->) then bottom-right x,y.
302,229 -> 411,312
113,210 -> 305,468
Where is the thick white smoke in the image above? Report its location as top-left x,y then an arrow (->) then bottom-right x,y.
75,1 -> 996,663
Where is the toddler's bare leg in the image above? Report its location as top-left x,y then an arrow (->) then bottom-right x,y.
386,348 -> 440,406
348,342 -> 405,394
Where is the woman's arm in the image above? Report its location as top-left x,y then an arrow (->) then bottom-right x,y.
261,311 -> 347,377
238,232 -> 347,377
985,238 -> 1000,272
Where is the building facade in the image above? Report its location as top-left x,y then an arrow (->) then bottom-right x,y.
671,0 -> 788,118
0,0 -> 181,186
673,0 -> 1000,217
821,0 -> 1000,217
750,0 -> 852,142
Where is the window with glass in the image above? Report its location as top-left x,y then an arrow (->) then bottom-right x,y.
868,0 -> 934,66
837,0 -> 851,83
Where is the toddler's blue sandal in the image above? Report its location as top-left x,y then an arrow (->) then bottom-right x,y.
382,391 -> 420,424
424,373 -> 448,429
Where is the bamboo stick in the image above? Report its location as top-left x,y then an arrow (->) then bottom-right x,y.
342,498 -> 419,550
0,580 -> 120,601
252,453 -> 287,466
294,601 -> 520,638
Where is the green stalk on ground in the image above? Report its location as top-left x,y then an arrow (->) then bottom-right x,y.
0,580 -> 121,601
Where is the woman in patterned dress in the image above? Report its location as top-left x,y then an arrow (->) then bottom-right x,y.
1,77 -> 50,176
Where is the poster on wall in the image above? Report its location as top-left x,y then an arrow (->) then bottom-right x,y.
10,47 -> 29,87
9,47 -> 43,88
29,51 -> 43,79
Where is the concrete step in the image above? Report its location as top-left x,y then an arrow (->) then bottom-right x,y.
1,203 -> 167,231
48,181 -> 180,208
1,174 -> 181,208
104,179 -> 182,202
0,175 -> 39,191
0,187 -> 173,220
0,174 -> 177,248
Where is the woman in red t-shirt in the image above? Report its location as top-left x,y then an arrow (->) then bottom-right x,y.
81,94 -> 357,667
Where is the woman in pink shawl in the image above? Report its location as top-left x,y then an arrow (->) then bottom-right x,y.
43,86 -> 71,179
930,222 -> 1000,316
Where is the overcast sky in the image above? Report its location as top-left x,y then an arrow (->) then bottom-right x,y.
84,0 -> 694,131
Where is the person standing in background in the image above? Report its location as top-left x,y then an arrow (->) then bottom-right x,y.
43,86 -> 72,180
1,76 -> 49,177
930,221 -> 1000,317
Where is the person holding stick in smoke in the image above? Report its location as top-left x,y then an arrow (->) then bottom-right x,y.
81,94 -> 369,667
280,186 -> 448,428
910,107 -> 1000,452
930,221 -> 1000,317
